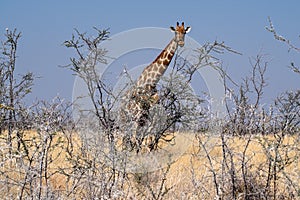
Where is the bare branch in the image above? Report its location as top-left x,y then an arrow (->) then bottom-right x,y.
266,16 -> 300,52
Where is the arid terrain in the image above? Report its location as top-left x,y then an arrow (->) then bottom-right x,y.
1,130 -> 299,199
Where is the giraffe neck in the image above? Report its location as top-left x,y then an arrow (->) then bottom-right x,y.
136,38 -> 178,90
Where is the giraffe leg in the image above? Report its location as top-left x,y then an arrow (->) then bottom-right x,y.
131,121 -> 144,153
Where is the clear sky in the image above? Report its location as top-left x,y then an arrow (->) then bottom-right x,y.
1,1 -> 300,105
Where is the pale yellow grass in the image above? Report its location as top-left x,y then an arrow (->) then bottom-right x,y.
0,130 -> 299,199
0,130 -> 82,197
165,133 -> 300,199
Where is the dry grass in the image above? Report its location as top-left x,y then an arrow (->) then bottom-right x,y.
164,134 -> 300,199
0,130 -> 81,197
0,130 -> 299,199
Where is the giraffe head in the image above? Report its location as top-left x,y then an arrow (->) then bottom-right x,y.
170,22 -> 191,47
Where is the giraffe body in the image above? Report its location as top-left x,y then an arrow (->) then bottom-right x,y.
120,22 -> 191,151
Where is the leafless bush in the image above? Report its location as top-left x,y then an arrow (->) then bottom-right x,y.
0,97 -> 74,199
0,28 -> 34,151
195,131 -> 300,200
195,35 -> 299,198
223,19 -> 300,136
222,54 -> 270,136
258,131 -> 299,200
273,90 -> 300,134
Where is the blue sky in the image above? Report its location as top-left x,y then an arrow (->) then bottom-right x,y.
1,1 -> 300,104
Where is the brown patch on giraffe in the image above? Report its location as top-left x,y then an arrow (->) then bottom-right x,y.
158,65 -> 166,74
143,75 -> 149,84
156,59 -> 162,65
153,64 -> 158,72
163,59 -> 170,66
151,72 -> 156,78
152,42 -> 172,64
161,50 -> 168,59
168,52 -> 174,61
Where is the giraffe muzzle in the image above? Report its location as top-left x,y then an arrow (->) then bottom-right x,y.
178,41 -> 185,47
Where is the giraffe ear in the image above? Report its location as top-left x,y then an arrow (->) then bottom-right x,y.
170,26 -> 176,32
185,26 -> 191,33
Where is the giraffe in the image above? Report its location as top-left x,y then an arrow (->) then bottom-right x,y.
120,22 -> 191,151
